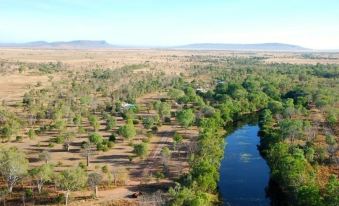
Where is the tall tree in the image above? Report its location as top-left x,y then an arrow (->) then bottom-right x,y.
133,143 -> 149,159
57,167 -> 87,206
82,142 -> 95,166
118,119 -> 136,140
30,164 -> 54,194
88,172 -> 102,198
176,109 -> 195,130
88,115 -> 100,131
0,147 -> 29,193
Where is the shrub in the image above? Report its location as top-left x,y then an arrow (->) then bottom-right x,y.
78,162 -> 87,170
102,165 -> 109,173
164,117 -> 171,123
89,133 -> 103,145
16,136 -> 23,142
133,119 -> 140,125
54,135 -> 65,144
151,126 -> 158,133
109,133 -> 116,142
133,143 -> 149,159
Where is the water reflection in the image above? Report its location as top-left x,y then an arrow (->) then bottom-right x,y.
219,125 -> 270,206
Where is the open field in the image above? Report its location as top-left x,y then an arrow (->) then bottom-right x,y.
1,48 -> 339,71
1,48 -> 339,102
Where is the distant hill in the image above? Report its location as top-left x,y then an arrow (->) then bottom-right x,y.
0,41 -> 311,51
0,40 -> 116,49
174,43 -> 310,51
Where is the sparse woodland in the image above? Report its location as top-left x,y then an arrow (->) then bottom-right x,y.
0,53 -> 338,205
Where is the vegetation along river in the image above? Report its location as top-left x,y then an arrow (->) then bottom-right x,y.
219,123 -> 271,206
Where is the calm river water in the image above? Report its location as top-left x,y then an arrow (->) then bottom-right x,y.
219,124 -> 271,206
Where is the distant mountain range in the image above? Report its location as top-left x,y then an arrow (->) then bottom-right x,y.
174,43 -> 310,51
0,41 -> 310,51
0,40 -> 115,49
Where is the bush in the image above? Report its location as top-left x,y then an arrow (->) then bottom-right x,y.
109,133 -> 116,142
154,171 -> 165,179
164,117 -> 171,123
78,162 -> 87,170
97,143 -> 109,152
151,126 -> 158,133
133,119 -> 140,125
118,119 -> 136,140
78,126 -> 86,134
107,141 -> 114,148
16,136 -> 23,142
80,141 -> 87,149
102,165 -> 109,173
142,137 -> 150,143
89,133 -> 103,145
128,156 -> 133,162
25,188 -> 33,198
142,117 -> 155,129
53,193 -> 65,204
133,143 -> 149,159
146,131 -> 153,139
54,135 -> 65,144
28,128 -> 36,139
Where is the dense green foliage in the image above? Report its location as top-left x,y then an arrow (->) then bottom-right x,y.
169,60 -> 339,205
169,113 -> 224,205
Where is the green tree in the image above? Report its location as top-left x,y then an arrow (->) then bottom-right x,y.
324,175 -> 339,206
0,125 -> 13,142
159,102 -> 171,118
133,143 -> 149,159
173,132 -> 183,152
57,167 -> 87,206
73,114 -> 82,127
327,113 -> 337,128
88,133 -> 103,145
168,88 -> 185,100
28,128 -> 36,139
153,100 -> 162,111
0,147 -> 29,193
297,185 -> 323,206
279,119 -> 304,144
30,164 -> 54,194
1,120 -> 21,142
105,115 -> 116,131
88,115 -> 100,131
177,109 -> 195,129
142,116 -> 155,129
118,119 -> 136,140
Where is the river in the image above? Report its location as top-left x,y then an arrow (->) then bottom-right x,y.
219,124 -> 271,206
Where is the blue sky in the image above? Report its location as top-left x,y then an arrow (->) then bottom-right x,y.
0,0 -> 338,49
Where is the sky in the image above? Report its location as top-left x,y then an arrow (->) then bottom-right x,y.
0,0 -> 338,49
